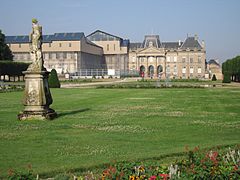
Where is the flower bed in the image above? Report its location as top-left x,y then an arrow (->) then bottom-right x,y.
6,146 -> 240,179
97,146 -> 240,180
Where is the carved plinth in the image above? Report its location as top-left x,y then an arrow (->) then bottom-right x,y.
18,71 -> 57,120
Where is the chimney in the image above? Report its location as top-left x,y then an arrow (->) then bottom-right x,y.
178,40 -> 181,46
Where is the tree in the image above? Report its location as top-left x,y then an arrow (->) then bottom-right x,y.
222,73 -> 231,83
212,74 -> 217,81
48,69 -> 61,88
0,30 -> 13,60
222,55 -> 240,83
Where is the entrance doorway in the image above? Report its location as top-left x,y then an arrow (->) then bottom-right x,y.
157,65 -> 163,78
148,65 -> 154,78
139,65 -> 145,77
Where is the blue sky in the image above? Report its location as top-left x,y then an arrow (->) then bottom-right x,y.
1,0 -> 239,63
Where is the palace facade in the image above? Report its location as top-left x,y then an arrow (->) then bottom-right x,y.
6,30 -> 208,79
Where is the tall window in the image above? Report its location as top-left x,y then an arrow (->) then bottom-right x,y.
182,57 -> 186,63
107,44 -> 109,51
190,58 -> 193,63
44,53 -> 49,60
166,65 -> 170,73
190,67 -> 194,74
182,67 -> 186,74
198,67 -> 202,73
174,65 -> 177,74
49,43 -> 51,47
19,44 -> 21,48
56,53 -> 60,59
198,56 -> 202,63
167,56 -> 170,62
69,43 -> 72,47
63,52 -> 67,59
173,56 -> 177,62
59,43 -> 62,47
114,44 -> 116,51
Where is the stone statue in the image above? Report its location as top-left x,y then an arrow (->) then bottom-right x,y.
18,19 -> 57,120
28,18 -> 44,71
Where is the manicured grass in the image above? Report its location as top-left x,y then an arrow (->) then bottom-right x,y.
0,88 -> 239,177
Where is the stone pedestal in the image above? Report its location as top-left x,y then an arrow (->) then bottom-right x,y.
18,71 -> 57,120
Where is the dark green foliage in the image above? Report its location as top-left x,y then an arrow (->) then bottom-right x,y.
222,56 -> 240,82
222,73 -> 231,83
211,74 -> 217,81
0,61 -> 29,76
48,69 -> 60,88
7,168 -> 34,180
0,30 -> 13,60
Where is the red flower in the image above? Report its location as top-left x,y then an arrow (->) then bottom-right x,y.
159,174 -> 169,180
234,165 -> 238,171
149,175 -> 157,180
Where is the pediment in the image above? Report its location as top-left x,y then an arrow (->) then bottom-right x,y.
137,47 -> 165,56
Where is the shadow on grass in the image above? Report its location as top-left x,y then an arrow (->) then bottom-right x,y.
57,108 -> 90,118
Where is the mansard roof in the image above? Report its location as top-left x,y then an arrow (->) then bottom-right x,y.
141,35 -> 162,48
5,32 -> 85,43
130,42 -> 142,50
181,36 -> 202,49
162,42 -> 182,49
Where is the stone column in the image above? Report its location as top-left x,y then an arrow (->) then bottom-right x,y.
155,56 -> 158,78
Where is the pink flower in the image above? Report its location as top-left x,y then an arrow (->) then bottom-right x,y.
149,175 -> 157,180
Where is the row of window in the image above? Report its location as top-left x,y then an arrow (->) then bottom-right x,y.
166,66 -> 202,74
13,52 -> 77,60
131,65 -> 202,74
106,44 -> 116,51
17,43 -> 72,48
133,56 -> 202,63
45,52 -> 77,59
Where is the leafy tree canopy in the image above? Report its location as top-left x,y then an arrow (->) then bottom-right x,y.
0,29 -> 13,61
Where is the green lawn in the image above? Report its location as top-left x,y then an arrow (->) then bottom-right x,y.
0,88 -> 239,177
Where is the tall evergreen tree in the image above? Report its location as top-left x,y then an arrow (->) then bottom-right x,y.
0,30 -> 13,60
48,69 -> 61,88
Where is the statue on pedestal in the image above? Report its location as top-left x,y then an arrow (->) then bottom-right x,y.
28,18 -> 44,71
18,19 -> 57,120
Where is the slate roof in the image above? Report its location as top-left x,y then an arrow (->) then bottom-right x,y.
130,43 -> 142,50
208,59 -> 220,66
121,39 -> 130,47
142,35 -> 162,48
87,30 -> 122,41
162,42 -> 182,49
181,37 -> 202,49
5,32 -> 85,43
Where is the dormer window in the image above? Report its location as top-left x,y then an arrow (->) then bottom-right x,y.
149,41 -> 153,47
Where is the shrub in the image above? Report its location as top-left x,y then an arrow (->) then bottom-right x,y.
48,69 -> 61,88
222,73 -> 231,83
212,74 -> 217,81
